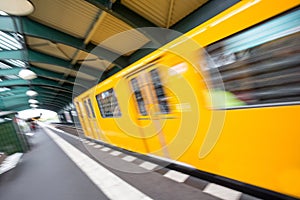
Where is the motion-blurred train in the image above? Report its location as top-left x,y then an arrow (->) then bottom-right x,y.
74,0 -> 300,198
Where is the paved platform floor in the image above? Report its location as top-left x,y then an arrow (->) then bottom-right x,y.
0,125 -> 260,200
0,127 -> 108,200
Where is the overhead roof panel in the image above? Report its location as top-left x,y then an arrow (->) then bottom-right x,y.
30,62 -> 71,74
56,43 -> 78,59
121,0 -> 208,28
69,70 -> 97,81
79,59 -> 111,71
29,0 -> 100,38
121,0 -> 169,27
28,41 -> 71,61
31,62 -> 96,81
75,51 -> 98,61
90,13 -> 150,55
171,0 -> 208,26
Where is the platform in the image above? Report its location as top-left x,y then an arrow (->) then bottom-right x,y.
0,124 -> 259,200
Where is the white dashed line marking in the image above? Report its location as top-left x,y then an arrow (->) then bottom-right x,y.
88,142 -> 95,146
43,127 -> 153,200
163,170 -> 189,183
110,151 -> 122,156
203,183 -> 242,200
100,147 -> 111,152
139,161 -> 158,170
122,155 -> 137,162
94,145 -> 102,148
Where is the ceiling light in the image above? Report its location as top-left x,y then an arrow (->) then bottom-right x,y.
28,99 -> 39,104
0,0 -> 34,16
30,104 -> 38,108
26,90 -> 38,96
18,69 -> 37,80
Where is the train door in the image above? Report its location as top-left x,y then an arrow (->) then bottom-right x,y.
128,65 -> 180,158
75,101 -> 88,134
87,98 -> 102,140
83,97 -> 98,139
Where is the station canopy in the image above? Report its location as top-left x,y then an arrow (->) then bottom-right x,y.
0,0 -> 239,112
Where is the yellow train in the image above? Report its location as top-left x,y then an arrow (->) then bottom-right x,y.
74,0 -> 300,198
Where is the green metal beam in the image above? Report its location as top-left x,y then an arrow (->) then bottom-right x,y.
0,49 -> 26,60
0,79 -> 29,87
0,49 -> 70,67
0,97 -> 28,109
0,86 -> 73,98
41,95 -> 71,102
85,43 -> 129,68
40,101 -> 69,108
36,86 -> 73,94
0,93 -> 71,104
127,0 -> 241,66
0,87 -> 27,97
0,68 -> 21,76
28,49 -> 71,67
0,78 -> 74,92
30,65 -> 95,88
22,17 -> 84,49
0,16 -> 22,32
32,78 -> 74,92
0,16 -> 129,68
22,17 -> 129,68
40,102 -> 64,109
0,49 -> 104,84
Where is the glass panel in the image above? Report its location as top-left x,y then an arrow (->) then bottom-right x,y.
96,88 -> 121,118
130,78 -> 148,116
150,69 -> 170,114
206,8 -> 300,109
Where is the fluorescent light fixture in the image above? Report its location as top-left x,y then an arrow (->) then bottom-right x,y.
26,90 -> 38,97
0,0 -> 34,16
18,69 -> 37,80
0,11 -> 8,15
28,99 -> 39,104
30,104 -> 38,108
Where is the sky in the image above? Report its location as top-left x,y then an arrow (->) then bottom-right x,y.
17,109 -> 59,122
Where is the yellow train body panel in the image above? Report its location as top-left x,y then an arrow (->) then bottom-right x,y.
75,0 -> 300,198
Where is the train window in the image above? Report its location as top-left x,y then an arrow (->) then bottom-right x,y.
130,78 -> 147,116
206,8 -> 300,109
96,88 -> 121,118
87,99 -> 96,118
149,69 -> 170,114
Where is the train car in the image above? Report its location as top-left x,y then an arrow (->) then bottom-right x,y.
74,0 -> 300,198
